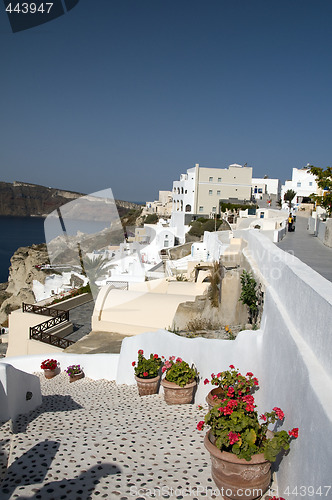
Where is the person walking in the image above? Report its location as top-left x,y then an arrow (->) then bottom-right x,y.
288,213 -> 294,232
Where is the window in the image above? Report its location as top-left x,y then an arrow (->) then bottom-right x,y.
218,177 -> 221,182
209,190 -> 213,195
199,206 -> 204,212
309,182 -> 313,186
297,182 -> 301,187
212,206 -> 216,213
209,177 -> 213,182
217,190 -> 220,196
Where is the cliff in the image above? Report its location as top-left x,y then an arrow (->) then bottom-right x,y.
0,181 -> 141,217
0,244 -> 51,326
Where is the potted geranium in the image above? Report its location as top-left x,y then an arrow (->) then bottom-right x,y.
132,349 -> 162,396
65,364 -> 84,383
198,366 -> 298,500
40,359 -> 59,379
204,364 -> 259,409
161,356 -> 197,404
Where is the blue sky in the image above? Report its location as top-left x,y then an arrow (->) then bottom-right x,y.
1,0 -> 332,201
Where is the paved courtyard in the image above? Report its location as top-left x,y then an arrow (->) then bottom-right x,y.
0,374 -> 277,499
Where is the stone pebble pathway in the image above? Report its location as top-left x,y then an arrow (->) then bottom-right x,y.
0,373 -> 216,499
0,374 -> 276,499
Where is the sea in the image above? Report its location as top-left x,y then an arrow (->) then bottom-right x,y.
0,216 -> 114,284
0,216 -> 46,284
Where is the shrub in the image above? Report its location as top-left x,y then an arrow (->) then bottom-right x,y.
239,270 -> 259,324
132,350 -> 162,379
162,356 -> 196,387
144,213 -> 158,224
40,359 -> 58,370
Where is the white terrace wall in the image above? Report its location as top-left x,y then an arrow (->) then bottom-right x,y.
0,353 -> 119,382
0,353 -> 119,421
237,229 -> 332,496
0,363 -> 42,421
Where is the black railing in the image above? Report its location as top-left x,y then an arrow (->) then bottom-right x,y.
24,302 -> 74,348
29,328 -> 75,348
22,302 -> 69,321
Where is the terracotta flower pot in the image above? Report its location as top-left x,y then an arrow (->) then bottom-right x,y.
204,431 -> 272,500
161,378 -> 196,404
43,366 -> 60,379
69,371 -> 84,383
206,387 -> 225,409
135,375 -> 160,396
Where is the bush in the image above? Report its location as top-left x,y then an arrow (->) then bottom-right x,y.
220,202 -> 257,213
239,271 -> 259,324
188,218 -> 227,238
50,284 -> 91,305
144,213 -> 158,224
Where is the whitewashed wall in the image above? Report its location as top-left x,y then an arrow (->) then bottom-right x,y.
0,363 -> 42,421
0,353 -> 119,381
116,328 -> 261,403
237,229 -> 332,496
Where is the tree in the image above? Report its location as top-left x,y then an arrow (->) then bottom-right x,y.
283,189 -> 296,209
307,165 -> 332,217
207,261 -> 224,307
81,254 -> 110,298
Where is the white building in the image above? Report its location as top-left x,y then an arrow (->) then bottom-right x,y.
252,177 -> 280,200
144,191 -> 173,217
281,167 -> 318,210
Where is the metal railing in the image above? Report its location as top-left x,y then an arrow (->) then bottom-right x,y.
23,302 -> 74,348
29,327 -> 75,348
22,302 -> 69,321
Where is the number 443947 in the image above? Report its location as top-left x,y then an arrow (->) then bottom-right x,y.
283,486 -> 331,496
5,3 -> 53,14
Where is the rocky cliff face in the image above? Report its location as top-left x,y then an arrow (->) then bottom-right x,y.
0,181 -> 141,217
0,244 -> 50,326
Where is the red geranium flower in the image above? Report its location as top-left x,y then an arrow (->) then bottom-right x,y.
288,427 -> 299,438
143,372 -> 148,377
197,421 -> 205,431
204,378 -> 209,385
132,361 -> 136,366
273,407 -> 285,420
228,431 -> 240,445
138,349 -> 143,354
